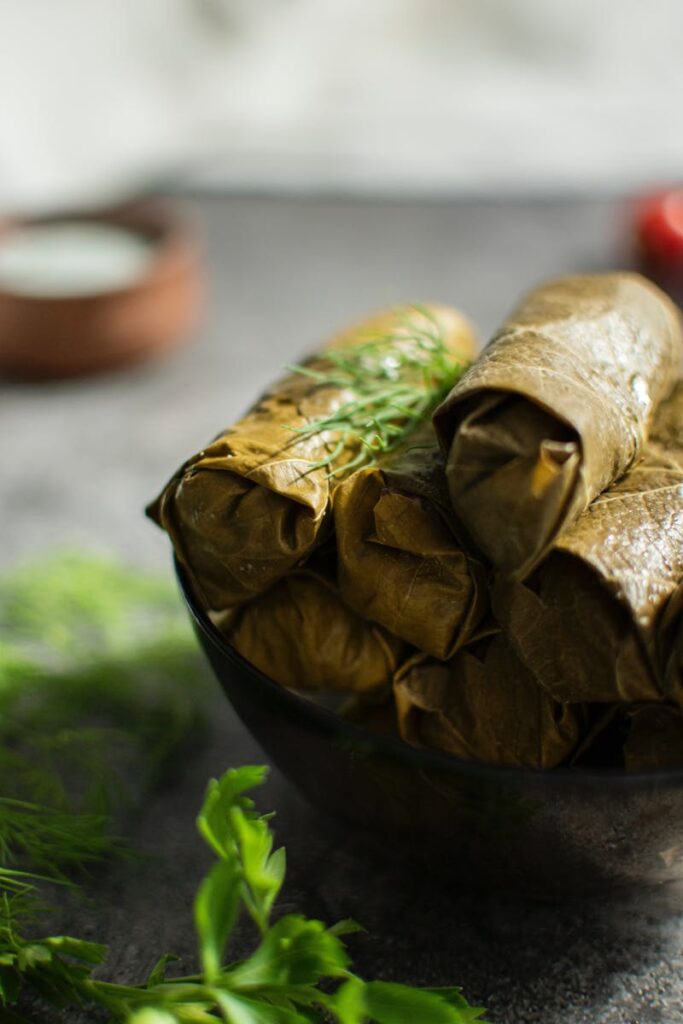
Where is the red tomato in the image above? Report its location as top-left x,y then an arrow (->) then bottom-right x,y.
636,188 -> 683,269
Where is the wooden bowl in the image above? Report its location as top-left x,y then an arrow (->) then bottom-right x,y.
0,200 -> 203,379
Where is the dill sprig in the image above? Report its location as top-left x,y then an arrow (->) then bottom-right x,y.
0,552 -> 209,948
0,798 -> 115,883
0,551 -> 208,814
0,552 -> 212,1018
289,305 -> 466,477
0,798 -> 114,951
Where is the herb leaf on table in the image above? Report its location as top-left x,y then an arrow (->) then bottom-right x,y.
3,767 -> 489,1023
0,554 -> 488,1022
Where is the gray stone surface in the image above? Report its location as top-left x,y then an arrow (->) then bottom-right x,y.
4,194 -> 683,1023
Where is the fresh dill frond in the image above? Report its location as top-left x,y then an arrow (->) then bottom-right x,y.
288,305 -> 467,477
0,553 -> 214,1017
0,550 -> 211,959
0,797 -> 115,882
0,551 -> 208,814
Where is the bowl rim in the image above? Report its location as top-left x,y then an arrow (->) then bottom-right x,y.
175,559 -> 683,791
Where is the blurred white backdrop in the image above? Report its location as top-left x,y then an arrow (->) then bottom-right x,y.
1,0 -> 682,212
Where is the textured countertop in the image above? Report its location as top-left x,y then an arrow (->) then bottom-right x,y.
4,194 -> 683,1024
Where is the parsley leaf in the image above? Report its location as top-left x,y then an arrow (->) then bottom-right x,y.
3,764 -> 490,1023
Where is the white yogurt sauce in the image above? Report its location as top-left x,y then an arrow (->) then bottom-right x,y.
0,222 -> 155,298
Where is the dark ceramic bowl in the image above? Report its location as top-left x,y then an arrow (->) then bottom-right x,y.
177,563 -> 683,899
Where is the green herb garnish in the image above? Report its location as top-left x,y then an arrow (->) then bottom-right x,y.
0,554 -> 488,1022
2,765 -> 489,1023
289,305 -> 465,477
0,551 -> 208,961
0,550 -> 206,812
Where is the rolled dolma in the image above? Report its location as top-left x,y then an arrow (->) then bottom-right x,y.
493,382 -> 683,704
334,424 -> 487,659
393,636 -> 582,769
220,564 -> 405,694
433,273 -> 682,578
149,304 -> 476,613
